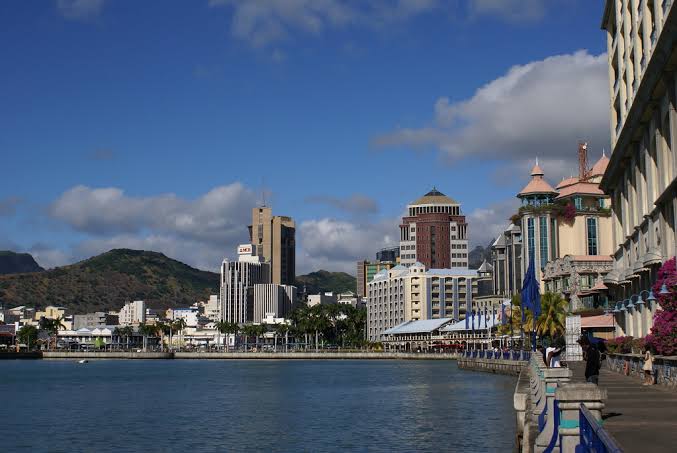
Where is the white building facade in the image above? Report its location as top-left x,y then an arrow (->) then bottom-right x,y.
253,284 -> 296,323
118,300 -> 146,325
220,245 -> 270,324
366,263 -> 478,342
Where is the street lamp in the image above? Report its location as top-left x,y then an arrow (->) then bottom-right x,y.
660,283 -> 670,295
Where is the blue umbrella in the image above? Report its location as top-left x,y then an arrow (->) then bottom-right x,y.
521,257 -> 541,351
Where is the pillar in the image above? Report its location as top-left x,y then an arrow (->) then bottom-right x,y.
556,384 -> 607,453
535,367 -> 572,452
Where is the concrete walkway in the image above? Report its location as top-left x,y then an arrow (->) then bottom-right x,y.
569,361 -> 677,452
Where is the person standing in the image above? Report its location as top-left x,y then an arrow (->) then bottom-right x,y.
578,337 -> 601,384
643,346 -> 654,386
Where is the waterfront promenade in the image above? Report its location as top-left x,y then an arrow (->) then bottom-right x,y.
568,362 -> 677,453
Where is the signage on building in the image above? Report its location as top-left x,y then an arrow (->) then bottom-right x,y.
238,244 -> 254,255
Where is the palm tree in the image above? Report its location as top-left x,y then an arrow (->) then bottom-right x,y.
39,317 -> 65,350
536,292 -> 569,340
215,320 -> 230,351
154,322 -> 170,351
119,325 -> 134,350
137,323 -> 155,351
17,325 -> 38,350
173,318 -> 187,350
274,323 -> 289,352
254,324 -> 267,350
240,324 -> 255,351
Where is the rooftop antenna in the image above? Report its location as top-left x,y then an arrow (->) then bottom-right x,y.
260,177 -> 267,207
578,141 -> 590,181
602,148 -> 606,157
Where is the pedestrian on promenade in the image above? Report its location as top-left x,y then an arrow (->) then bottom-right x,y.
578,336 -> 601,384
546,337 -> 565,368
643,346 -> 654,386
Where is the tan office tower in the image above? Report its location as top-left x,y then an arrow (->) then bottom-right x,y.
249,206 -> 296,285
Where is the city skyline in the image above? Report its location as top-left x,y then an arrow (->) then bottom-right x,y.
1,1 -> 608,274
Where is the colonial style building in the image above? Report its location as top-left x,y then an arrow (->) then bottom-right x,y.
600,1 -> 677,296
366,263 -> 478,342
399,188 -> 469,269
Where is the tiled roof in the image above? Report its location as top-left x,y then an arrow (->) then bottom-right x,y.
590,154 -> 610,176
411,188 -> 457,205
555,182 -> 605,198
581,314 -> 614,329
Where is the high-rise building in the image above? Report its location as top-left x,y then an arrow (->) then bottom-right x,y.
399,188 -> 469,269
376,246 -> 400,263
356,260 -> 397,298
491,224 -> 523,297
366,263 -> 478,342
599,2 -> 676,337
119,301 -> 146,326
253,284 -> 296,322
600,1 -> 677,285
249,207 -> 296,285
220,244 -> 270,324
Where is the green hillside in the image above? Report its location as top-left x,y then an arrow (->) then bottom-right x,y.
0,249 -> 218,313
296,270 -> 356,295
0,251 -> 44,275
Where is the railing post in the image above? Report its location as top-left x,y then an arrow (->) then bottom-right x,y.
555,384 -> 607,453
535,367 -> 571,452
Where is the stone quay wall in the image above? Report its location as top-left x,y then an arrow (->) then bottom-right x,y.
40,351 -> 461,360
457,357 -> 526,376
606,353 -> 677,389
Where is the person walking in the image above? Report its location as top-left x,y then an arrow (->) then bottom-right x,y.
578,336 -> 601,384
643,346 -> 654,386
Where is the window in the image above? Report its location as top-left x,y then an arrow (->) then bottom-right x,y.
598,198 -> 605,209
574,196 -> 583,210
539,216 -> 548,270
587,217 -> 598,255
527,218 -> 535,264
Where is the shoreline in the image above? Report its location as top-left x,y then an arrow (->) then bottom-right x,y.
2,351 -> 463,361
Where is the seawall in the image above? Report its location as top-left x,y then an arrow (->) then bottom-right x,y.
457,357 -> 526,376
38,351 -> 462,360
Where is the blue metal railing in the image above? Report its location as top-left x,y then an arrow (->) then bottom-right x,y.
579,404 -> 623,453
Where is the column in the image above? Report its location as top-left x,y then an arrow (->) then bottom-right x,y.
556,384 -> 607,453
535,367 -> 573,453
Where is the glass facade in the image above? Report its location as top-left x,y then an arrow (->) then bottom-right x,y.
586,217 -> 598,255
527,217 -> 535,264
539,216 -> 548,270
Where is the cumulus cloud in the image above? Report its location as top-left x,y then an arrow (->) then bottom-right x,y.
209,0 -> 440,47
28,243 -> 72,269
467,198 -> 520,247
297,218 -> 399,274
306,194 -> 379,215
0,196 -> 21,216
56,0 -> 105,20
375,50 -> 610,182
469,0 -> 547,22
49,184 -> 256,245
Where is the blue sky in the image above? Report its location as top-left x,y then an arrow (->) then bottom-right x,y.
0,0 -> 610,273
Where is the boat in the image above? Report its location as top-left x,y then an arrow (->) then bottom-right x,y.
78,359 -> 89,364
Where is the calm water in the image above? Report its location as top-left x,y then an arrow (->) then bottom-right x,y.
0,360 -> 515,452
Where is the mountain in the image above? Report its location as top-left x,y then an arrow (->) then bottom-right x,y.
0,249 -> 218,313
468,243 -> 493,269
0,251 -> 44,275
295,270 -> 356,295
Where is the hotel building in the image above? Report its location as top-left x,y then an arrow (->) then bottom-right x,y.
253,284 -> 297,322
399,188 -> 469,269
366,263 -> 478,342
356,260 -> 397,298
119,300 -> 146,326
599,1 -> 676,337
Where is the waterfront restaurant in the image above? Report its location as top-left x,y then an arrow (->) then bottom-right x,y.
382,315 -> 503,351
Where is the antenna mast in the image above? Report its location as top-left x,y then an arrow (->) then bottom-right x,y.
578,142 -> 590,181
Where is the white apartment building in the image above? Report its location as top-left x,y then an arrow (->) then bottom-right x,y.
253,284 -> 296,323
220,244 -> 270,324
366,263 -> 478,342
119,300 -> 146,326
202,295 -> 220,321
307,292 -> 338,307
167,307 -> 199,327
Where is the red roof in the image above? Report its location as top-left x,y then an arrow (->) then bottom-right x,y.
555,181 -> 605,198
581,314 -> 614,328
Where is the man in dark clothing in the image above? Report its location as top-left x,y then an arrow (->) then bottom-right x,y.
578,336 -> 601,384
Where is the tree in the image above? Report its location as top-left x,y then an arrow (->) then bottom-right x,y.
39,317 -> 65,350
536,292 -> 569,339
137,323 -> 155,351
215,321 -> 229,350
274,323 -> 289,352
17,325 -> 38,349
173,318 -> 187,349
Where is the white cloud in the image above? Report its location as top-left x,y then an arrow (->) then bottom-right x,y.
375,50 -> 610,181
56,0 -> 105,20
209,0 -> 440,48
29,244 -> 72,269
297,218 -> 399,274
469,0 -> 547,22
467,198 -> 520,247
49,184 -> 255,245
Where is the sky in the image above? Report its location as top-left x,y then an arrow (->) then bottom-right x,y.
0,0 -> 610,274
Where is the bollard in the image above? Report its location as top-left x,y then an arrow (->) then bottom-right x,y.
534,367 -> 572,452
555,384 -> 607,453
